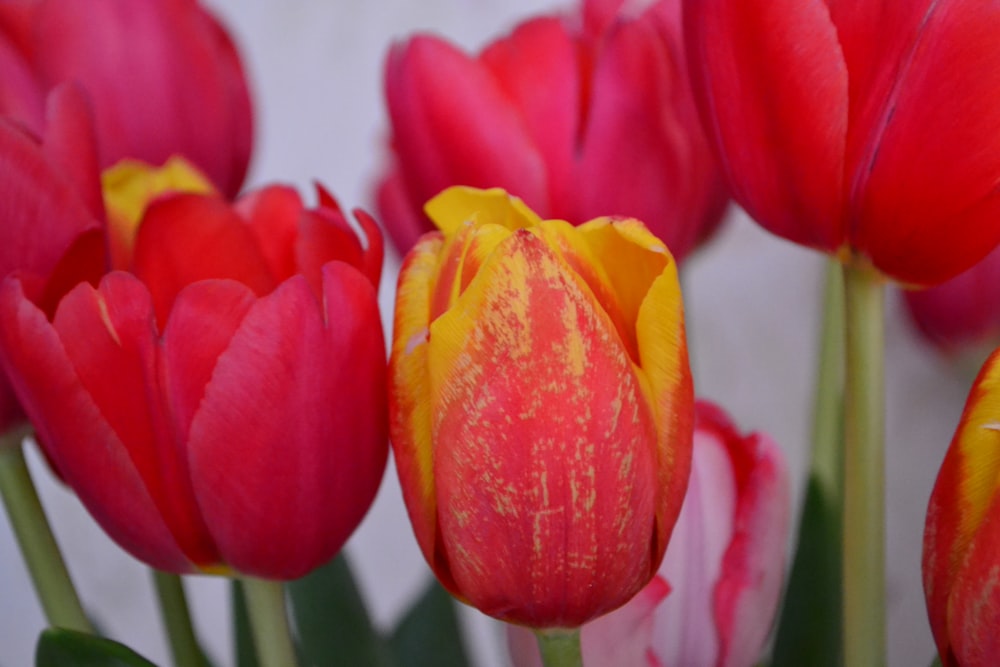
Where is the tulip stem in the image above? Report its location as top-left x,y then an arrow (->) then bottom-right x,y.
0,427 -> 93,633
241,576 -> 298,667
842,263 -> 885,667
152,570 -> 210,667
534,628 -> 583,667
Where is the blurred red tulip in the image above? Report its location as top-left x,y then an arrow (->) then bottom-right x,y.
0,83 -> 106,436
389,187 -> 694,628
508,401 -> 789,667
0,166 -> 387,578
378,0 -> 727,262
684,0 -> 1000,285
0,0 -> 253,197
924,347 -> 1000,667
901,245 -> 1000,365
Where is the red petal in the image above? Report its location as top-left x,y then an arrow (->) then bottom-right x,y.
131,194 -> 275,326
236,185 -> 302,282
32,0 -> 252,196
188,266 -> 386,578
481,17 -> 580,217
947,494 -> 1000,667
384,36 -> 548,214
684,0 -> 847,252
0,275 -> 192,571
376,167 -> 434,255
845,1 -> 1000,284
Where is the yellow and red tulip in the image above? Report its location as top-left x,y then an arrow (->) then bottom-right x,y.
389,186 -> 694,628
0,159 -> 387,578
924,348 -> 1000,666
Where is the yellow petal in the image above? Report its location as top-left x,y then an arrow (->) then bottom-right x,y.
424,186 -> 543,236
633,242 -> 693,559
577,217 -> 671,329
389,232 -> 445,569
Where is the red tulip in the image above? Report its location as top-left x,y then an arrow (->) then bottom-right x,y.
389,187 -> 694,628
508,401 -> 790,667
684,0 -> 1000,286
0,83 -> 106,435
378,0 -> 727,262
901,245 -> 1000,363
0,0 -> 253,197
923,348 -> 1000,667
0,168 -> 387,578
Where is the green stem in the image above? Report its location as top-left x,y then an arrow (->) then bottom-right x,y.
814,260 -> 846,503
241,576 -> 298,667
0,428 -> 92,632
152,570 -> 210,667
534,628 -> 582,667
842,263 -> 885,667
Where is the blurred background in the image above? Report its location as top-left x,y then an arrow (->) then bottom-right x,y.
0,1 -> 973,665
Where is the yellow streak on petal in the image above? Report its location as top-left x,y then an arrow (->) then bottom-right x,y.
424,186 -> 543,235
389,233 -> 445,562
633,244 -> 693,558
952,359 -> 1000,559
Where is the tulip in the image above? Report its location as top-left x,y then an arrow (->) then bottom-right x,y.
508,401 -> 790,667
901,245 -> 1000,367
923,347 -> 1000,667
378,0 -> 727,262
684,0 -> 1000,286
389,186 -> 694,629
0,0 -> 253,197
0,83 -> 106,437
0,161 -> 387,578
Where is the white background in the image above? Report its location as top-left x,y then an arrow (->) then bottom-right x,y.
0,1 -> 972,665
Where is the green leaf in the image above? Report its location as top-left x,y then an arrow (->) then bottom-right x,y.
288,553 -> 393,667
770,475 -> 842,667
230,579 -> 260,667
387,577 -> 470,667
35,628 -> 159,667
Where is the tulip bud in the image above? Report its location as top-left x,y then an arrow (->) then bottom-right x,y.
923,348 -> 1000,667
508,401 -> 790,666
389,186 -> 694,628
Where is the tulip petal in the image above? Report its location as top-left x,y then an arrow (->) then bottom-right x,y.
385,37 -> 548,214
709,412 -> 790,667
428,231 -> 659,627
376,167 -> 433,254
684,0 -> 847,252
924,351 -> 1000,664
425,186 -> 544,236
131,194 -> 275,326
0,36 -> 44,136
945,490 -> 1000,667
33,0 -> 252,196
481,17 -> 579,216
236,185 -> 302,282
846,1 -> 1000,284
189,266 -> 386,579
390,233 -> 449,583
0,276 -> 191,571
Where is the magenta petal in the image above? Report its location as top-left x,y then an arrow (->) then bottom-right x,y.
0,276 -> 190,571
188,264 -> 386,578
0,36 -> 44,136
384,36 -> 548,213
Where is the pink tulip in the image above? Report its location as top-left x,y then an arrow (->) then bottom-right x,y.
0,0 -> 253,197
378,0 -> 727,262
508,401 -> 789,667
